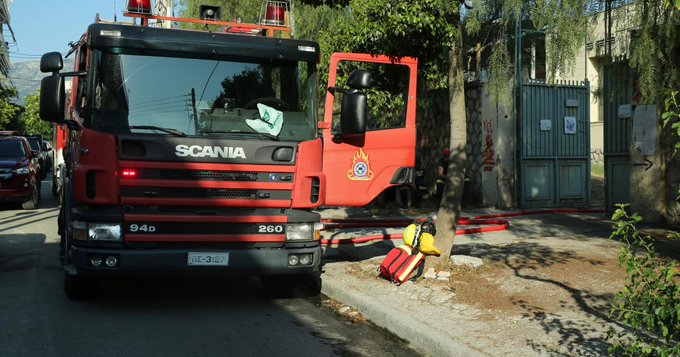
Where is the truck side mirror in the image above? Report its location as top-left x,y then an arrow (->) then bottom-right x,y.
327,69 -> 373,136
40,52 -> 63,74
346,69 -> 372,90
340,91 -> 367,135
40,74 -> 65,124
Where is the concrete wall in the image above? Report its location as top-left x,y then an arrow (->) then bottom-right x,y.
415,84 -> 516,209
465,82 -> 515,208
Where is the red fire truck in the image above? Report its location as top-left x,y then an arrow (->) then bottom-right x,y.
39,1 -> 417,299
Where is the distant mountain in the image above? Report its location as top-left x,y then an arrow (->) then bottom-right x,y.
10,58 -> 75,105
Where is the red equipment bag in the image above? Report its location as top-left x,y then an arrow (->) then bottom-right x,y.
379,245 -> 426,284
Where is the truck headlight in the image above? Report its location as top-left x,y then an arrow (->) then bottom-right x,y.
72,221 -> 122,241
285,224 -> 313,241
13,166 -> 29,175
88,223 -> 122,241
285,223 -> 322,241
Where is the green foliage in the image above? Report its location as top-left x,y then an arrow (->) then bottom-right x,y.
177,0 -> 342,39
0,87 -> 20,130
531,0 -> 589,80
608,205 -> 680,356
662,90 -> 680,153
315,0 -> 460,129
21,89 -> 52,138
292,3 -> 343,42
591,163 -> 605,177
319,0 -> 459,90
463,0 -> 590,103
630,0 -> 680,102
177,0 -> 261,28
487,43 -> 512,108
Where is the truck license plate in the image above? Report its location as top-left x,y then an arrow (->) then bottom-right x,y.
187,252 -> 229,266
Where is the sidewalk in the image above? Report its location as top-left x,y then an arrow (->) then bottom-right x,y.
316,206 -> 631,356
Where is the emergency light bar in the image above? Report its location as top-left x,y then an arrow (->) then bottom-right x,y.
122,1 -> 291,37
262,2 -> 285,26
127,0 -> 152,14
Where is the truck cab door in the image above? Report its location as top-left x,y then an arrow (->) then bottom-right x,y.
321,53 -> 417,207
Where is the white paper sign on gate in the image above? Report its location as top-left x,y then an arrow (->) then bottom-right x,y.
564,116 -> 576,134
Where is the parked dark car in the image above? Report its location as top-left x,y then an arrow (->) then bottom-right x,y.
0,135 -> 41,209
23,135 -> 50,180
42,140 -> 53,173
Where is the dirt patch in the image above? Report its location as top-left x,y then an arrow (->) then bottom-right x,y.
345,241 -> 627,326
319,207 -> 655,355
445,250 -> 625,320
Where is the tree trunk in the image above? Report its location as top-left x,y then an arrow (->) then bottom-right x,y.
422,24 -> 467,273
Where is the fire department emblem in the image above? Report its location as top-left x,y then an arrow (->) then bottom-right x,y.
347,148 -> 374,181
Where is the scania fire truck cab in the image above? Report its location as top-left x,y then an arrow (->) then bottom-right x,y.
40,7 -> 417,299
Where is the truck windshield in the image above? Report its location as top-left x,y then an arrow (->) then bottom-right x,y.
90,52 -> 317,141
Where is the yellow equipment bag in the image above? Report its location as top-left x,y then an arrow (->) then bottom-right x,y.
418,232 -> 441,256
402,223 -> 441,256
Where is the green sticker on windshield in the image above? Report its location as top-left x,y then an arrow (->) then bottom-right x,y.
246,104 -> 283,136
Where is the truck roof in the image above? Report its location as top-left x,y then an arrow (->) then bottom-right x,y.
86,23 -> 320,63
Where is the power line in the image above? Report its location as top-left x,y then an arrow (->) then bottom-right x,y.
9,77 -> 41,82
8,51 -> 43,57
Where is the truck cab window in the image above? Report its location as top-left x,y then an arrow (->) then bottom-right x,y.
331,61 -> 409,133
75,47 -> 89,117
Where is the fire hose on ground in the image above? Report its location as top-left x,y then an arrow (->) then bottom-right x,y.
319,208 -> 605,246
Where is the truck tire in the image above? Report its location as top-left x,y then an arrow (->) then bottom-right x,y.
21,184 -> 40,210
64,273 -> 97,300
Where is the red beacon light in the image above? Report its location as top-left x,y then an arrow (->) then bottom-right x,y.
261,1 -> 287,27
127,0 -> 152,14
121,169 -> 138,178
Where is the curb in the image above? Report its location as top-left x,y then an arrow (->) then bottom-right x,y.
321,274 -> 486,357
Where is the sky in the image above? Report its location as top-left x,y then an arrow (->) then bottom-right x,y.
7,0 -> 129,64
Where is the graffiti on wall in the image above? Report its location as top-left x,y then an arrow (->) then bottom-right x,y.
482,120 -> 495,172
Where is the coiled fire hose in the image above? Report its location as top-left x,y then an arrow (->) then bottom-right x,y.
319,208 -> 605,245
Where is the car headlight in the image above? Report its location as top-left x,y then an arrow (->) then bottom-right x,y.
13,166 -> 29,175
72,221 -> 122,241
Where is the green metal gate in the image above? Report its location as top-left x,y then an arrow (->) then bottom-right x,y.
519,80 -> 591,207
603,58 -> 633,209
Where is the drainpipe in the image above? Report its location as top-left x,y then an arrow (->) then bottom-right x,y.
514,13 -> 523,208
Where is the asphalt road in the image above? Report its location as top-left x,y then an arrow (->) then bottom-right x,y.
0,178 -> 419,357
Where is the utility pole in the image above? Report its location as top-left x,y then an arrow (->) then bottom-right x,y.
155,0 -> 172,28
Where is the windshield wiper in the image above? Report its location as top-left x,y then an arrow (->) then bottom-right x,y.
202,130 -> 279,141
128,126 -> 187,137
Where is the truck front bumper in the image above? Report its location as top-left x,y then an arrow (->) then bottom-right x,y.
68,245 -> 321,277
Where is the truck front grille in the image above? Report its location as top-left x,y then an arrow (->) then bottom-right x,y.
120,187 -> 291,200
159,170 -> 258,182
